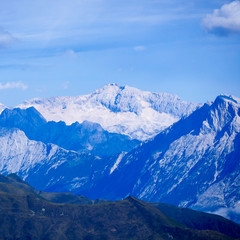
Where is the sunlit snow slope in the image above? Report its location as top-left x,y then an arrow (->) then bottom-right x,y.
18,84 -> 198,140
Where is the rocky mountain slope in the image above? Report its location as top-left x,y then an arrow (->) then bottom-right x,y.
0,173 -> 239,240
0,127 -> 113,194
86,95 -> 240,222
0,89 -> 239,224
18,83 -> 198,140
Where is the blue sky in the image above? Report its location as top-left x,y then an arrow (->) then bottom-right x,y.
0,0 -> 240,106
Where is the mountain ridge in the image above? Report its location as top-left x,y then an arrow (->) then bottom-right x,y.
0,89 -> 239,224
17,83 -> 199,140
0,107 -> 139,157
83,94 -> 240,222
0,173 -> 239,240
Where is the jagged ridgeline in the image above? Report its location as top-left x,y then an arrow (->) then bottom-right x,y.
0,173 -> 240,240
0,85 -> 239,224
88,95 -> 240,222
16,83 -> 199,140
0,106 -> 139,157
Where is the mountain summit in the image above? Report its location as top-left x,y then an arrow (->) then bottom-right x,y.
88,94 -> 240,222
18,84 -> 198,140
1,89 -> 240,223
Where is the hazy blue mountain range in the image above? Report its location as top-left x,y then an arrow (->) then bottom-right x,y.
0,107 -> 139,157
0,87 -> 239,224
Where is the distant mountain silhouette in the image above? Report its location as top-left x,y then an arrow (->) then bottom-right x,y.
0,107 -> 139,157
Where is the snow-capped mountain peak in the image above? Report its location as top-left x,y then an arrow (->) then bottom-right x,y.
0,128 -> 58,177
17,84 -> 199,140
207,94 -> 240,132
0,103 -> 6,114
216,94 -> 240,104
87,93 -> 240,222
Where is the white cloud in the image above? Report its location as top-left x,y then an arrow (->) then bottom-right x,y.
202,1 -> 240,35
211,205 -> 240,222
0,0 -> 200,51
0,28 -> 14,47
0,81 -> 28,90
134,46 -> 146,51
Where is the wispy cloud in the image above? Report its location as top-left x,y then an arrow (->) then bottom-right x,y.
0,0 -> 203,55
211,205 -> 240,221
62,81 -> 71,89
202,1 -> 240,36
0,63 -> 51,70
0,28 -> 15,47
0,81 -> 28,90
63,49 -> 78,58
134,46 -> 146,51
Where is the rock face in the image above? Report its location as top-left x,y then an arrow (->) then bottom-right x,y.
0,128 -> 57,178
0,127 -> 111,194
18,83 -> 198,140
87,95 -> 240,222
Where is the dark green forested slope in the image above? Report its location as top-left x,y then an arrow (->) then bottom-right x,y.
0,174 -> 239,240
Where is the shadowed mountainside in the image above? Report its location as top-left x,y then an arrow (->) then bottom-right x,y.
86,95 -> 240,223
0,107 -> 139,157
0,174 -> 239,240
